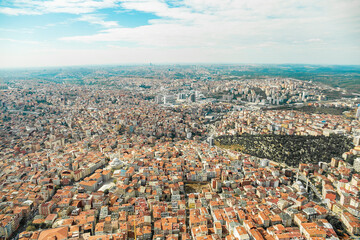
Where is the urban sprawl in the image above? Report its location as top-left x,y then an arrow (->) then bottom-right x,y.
0,66 -> 360,240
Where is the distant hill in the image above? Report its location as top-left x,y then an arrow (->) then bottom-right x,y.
1,64 -> 359,93
227,64 -> 360,93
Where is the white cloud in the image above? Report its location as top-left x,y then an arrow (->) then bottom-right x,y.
0,7 -> 41,15
306,39 -> 323,43
77,14 -> 119,28
0,0 -> 120,15
0,38 -> 39,44
60,0 -> 360,48
1,0 -> 360,66
0,27 -> 33,34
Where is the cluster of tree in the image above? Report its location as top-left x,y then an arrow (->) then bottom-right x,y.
321,90 -> 355,100
326,215 -> 346,237
215,133 -> 353,167
139,84 -> 151,89
35,99 -> 53,105
26,222 -> 52,232
265,105 -> 351,115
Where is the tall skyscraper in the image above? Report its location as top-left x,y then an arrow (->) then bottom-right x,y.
188,93 -> 196,103
356,104 -> 360,120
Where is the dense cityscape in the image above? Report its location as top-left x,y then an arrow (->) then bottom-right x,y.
0,65 -> 359,240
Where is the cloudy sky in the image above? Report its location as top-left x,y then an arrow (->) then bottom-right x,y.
0,0 -> 359,68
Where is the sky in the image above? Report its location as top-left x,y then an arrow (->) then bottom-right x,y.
0,0 -> 359,68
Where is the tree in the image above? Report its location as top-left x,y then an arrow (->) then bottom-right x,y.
326,215 -> 345,236
215,134 -> 353,167
26,225 -> 36,232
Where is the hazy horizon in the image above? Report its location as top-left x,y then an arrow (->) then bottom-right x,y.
1,62 -> 360,70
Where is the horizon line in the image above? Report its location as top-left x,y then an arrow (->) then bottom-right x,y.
1,62 -> 360,71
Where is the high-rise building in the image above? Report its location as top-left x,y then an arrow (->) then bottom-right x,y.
155,95 -> 163,104
331,157 -> 340,168
354,136 -> 360,146
186,132 -> 192,139
178,93 -> 186,100
163,95 -> 175,104
188,93 -> 196,103
302,91 -> 307,101
208,136 -> 214,146
356,104 -> 360,119
354,158 -> 360,172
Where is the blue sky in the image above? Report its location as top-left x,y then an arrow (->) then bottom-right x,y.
0,0 -> 359,68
